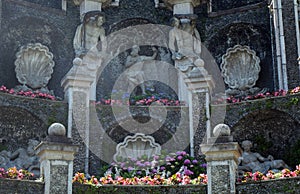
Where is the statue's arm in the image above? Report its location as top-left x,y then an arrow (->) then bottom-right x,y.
168,31 -> 176,56
10,149 -> 21,160
73,24 -> 83,53
255,153 -> 269,162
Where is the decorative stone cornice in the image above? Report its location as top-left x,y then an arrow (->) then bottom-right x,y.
163,0 -> 205,9
73,0 -> 112,6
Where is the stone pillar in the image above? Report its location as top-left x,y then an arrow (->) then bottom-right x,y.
35,123 -> 79,194
184,73 -> 214,157
61,57 -> 95,176
200,124 -> 242,194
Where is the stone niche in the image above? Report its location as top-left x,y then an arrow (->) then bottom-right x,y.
231,109 -> 300,167
221,45 -> 262,96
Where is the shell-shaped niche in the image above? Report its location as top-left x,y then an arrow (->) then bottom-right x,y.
221,45 -> 261,91
113,133 -> 161,162
15,43 -> 55,89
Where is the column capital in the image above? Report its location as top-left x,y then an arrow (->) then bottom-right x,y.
200,142 -> 242,164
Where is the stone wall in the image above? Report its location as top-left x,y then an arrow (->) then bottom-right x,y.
0,0 -> 78,98
0,0 -> 280,99
2,176 -> 300,194
0,92 -> 67,152
204,2 -> 273,90
211,0 -> 264,12
281,0 -> 299,88
212,93 -> 300,167
0,178 -> 44,194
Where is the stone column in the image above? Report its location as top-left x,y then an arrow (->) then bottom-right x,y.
184,73 -> 214,157
61,58 -> 95,176
35,123 -> 79,194
200,124 -> 242,194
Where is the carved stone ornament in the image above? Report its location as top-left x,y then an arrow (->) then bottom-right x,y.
221,45 -> 261,91
15,43 -> 55,89
163,0 -> 203,8
113,133 -> 161,162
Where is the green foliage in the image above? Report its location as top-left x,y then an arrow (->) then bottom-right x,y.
284,139 -> 300,169
253,135 -> 273,155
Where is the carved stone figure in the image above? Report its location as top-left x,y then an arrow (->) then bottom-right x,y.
238,140 -> 289,174
73,11 -> 106,57
0,139 -> 40,176
221,45 -> 267,97
14,43 -> 55,90
169,16 -> 205,101
124,45 -> 157,95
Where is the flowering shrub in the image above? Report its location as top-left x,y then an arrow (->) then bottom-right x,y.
110,151 -> 206,179
0,85 -> 56,100
0,167 -> 34,180
238,165 -> 300,183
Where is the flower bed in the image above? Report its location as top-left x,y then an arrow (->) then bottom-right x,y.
239,165 -> 300,183
0,85 -> 56,100
73,151 -> 207,186
213,86 -> 300,104
0,167 -> 34,180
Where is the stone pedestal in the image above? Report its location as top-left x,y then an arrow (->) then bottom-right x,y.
200,124 -> 242,194
73,0 -> 111,16
35,123 -> 79,194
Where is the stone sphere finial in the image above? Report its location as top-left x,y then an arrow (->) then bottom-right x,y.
48,123 -> 66,136
213,124 -> 231,137
73,57 -> 83,66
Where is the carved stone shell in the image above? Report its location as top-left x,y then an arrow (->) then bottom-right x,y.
221,45 -> 261,91
15,43 -> 55,89
113,133 -> 161,162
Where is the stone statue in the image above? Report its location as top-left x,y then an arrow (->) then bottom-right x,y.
125,45 -> 157,95
168,16 -> 203,73
0,139 -> 40,176
73,11 -> 106,57
238,140 -> 289,174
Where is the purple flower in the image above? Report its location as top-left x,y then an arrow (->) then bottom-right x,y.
184,159 -> 191,165
153,155 -> 159,160
192,159 -> 198,164
127,167 -> 134,172
160,166 -> 166,171
184,169 -> 194,176
177,156 -> 183,160
144,161 -> 151,166
200,163 -> 207,168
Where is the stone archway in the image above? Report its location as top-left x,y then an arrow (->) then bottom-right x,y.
231,109 -> 300,166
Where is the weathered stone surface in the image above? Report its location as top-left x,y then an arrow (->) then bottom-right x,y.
0,179 -> 44,194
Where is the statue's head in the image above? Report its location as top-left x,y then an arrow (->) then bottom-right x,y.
170,17 -> 180,27
241,140 -> 252,151
83,11 -> 105,26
